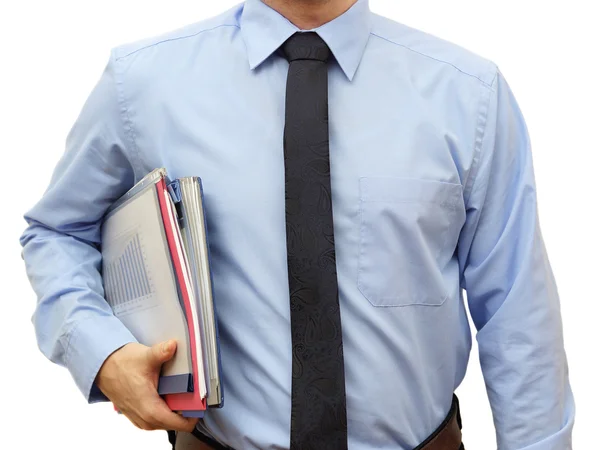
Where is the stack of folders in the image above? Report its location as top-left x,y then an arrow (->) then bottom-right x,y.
100,167 -> 223,417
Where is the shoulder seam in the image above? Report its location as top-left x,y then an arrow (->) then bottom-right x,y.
110,49 -> 142,180
369,31 -> 494,87
463,68 -> 499,208
115,23 -> 240,61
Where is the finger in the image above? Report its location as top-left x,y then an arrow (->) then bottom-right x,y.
146,339 -> 177,368
146,399 -> 199,432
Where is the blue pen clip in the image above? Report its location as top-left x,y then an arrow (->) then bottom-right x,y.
167,179 -> 184,225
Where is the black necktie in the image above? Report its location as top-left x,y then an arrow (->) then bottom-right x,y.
281,32 -> 348,450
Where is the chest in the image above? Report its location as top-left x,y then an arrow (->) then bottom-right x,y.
134,61 -> 470,213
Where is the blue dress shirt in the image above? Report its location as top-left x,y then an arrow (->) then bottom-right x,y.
19,0 -> 574,448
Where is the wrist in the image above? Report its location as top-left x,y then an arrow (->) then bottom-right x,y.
96,342 -> 133,389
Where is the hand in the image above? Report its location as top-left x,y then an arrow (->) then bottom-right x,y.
96,339 -> 199,432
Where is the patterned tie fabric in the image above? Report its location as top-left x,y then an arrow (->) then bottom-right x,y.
281,32 -> 348,450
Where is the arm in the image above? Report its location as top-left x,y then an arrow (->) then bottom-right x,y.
20,51 -> 198,433
457,68 -> 575,449
19,50 -> 138,402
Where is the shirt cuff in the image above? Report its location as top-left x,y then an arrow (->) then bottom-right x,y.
508,386 -> 575,450
515,428 -> 573,450
65,314 -> 138,403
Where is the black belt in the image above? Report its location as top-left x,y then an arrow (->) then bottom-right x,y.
173,394 -> 464,450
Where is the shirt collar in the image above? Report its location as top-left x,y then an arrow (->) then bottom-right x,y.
240,0 -> 372,81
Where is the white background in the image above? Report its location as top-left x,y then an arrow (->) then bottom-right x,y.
1,1 -> 597,448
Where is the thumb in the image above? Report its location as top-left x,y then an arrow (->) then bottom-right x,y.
148,339 -> 177,367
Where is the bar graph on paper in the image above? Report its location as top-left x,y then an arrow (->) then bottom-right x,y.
103,230 -> 156,315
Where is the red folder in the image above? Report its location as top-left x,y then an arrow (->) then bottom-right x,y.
156,177 -> 207,415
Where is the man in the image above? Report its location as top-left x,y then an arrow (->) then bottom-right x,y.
19,0 -> 574,449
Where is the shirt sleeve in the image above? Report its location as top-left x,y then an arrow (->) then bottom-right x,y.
457,67 -> 575,449
19,49 -> 139,403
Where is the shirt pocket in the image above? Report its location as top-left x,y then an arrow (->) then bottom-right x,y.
357,177 -> 463,307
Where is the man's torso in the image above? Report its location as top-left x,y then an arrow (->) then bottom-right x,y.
111,2 -> 496,447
